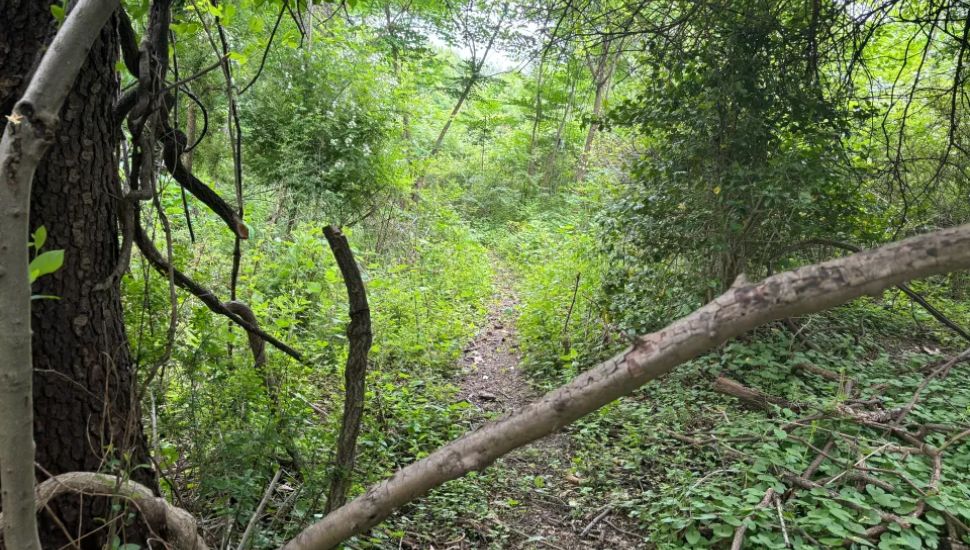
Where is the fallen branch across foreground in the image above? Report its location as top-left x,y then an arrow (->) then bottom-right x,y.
284,224 -> 970,550
0,472 -> 207,550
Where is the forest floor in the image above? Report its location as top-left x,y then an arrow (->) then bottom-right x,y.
435,264 -> 647,549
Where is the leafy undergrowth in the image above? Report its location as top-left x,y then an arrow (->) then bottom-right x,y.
131,185 -> 970,549
131,194 -> 495,548
501,214 -> 970,549
568,328 -> 970,549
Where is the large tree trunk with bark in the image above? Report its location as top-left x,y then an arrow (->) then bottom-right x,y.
0,2 -> 157,547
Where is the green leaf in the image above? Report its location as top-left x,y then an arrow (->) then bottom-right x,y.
228,51 -> 249,66
33,226 -> 47,250
29,250 -> 64,283
924,511 -> 945,526
685,526 -> 702,545
170,21 -> 202,35
50,4 -> 65,23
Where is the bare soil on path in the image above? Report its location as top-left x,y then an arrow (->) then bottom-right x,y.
443,265 -> 647,550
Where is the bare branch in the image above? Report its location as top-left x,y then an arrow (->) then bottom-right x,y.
323,225 -> 373,513
133,221 -> 302,361
0,472 -> 207,550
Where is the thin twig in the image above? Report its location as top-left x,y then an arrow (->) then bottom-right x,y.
236,468 -> 283,550
774,494 -> 791,548
580,505 -> 611,538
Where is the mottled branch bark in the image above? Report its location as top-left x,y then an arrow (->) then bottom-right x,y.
781,238 -> 970,342
323,225 -> 373,513
284,223 -> 970,550
0,2 -> 119,548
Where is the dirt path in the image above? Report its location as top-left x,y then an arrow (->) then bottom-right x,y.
452,266 -> 646,549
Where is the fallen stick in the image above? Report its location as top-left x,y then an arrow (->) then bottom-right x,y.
580,505 -> 612,538
713,376 -> 804,412
731,488 -> 776,550
236,468 -> 283,550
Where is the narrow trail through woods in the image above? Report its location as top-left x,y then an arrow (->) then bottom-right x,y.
438,263 -> 646,549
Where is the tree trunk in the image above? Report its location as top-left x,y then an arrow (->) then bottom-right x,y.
430,77 -> 475,158
424,2 -> 509,165
384,5 -> 411,144
1,3 -> 157,547
543,72 -> 577,189
526,57 -> 545,176
323,226 -> 373,513
577,47 -> 619,182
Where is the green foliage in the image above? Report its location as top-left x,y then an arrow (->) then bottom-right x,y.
28,226 -> 64,287
127,191 -> 492,546
106,0 -> 970,547
242,23 -> 405,220
496,208 -> 614,381
607,1 -> 877,294
546,317 -> 970,548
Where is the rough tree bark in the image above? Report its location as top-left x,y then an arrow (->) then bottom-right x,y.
0,1 -> 156,548
323,225 -> 373,513
283,223 -> 970,550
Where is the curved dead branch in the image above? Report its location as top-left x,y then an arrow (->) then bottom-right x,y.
323,225 -> 373,513
0,472 -> 207,550
160,125 -> 248,240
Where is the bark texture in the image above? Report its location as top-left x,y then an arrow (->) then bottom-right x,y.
324,225 -> 373,513
0,1 -> 52,119
0,2 -> 156,547
284,223 -> 970,550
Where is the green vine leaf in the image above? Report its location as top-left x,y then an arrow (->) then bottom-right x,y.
29,250 -> 65,284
